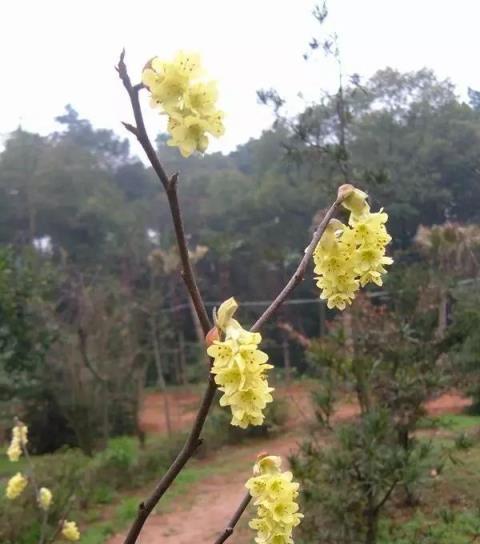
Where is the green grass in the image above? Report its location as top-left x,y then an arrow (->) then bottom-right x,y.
380,509 -> 480,544
78,522 -> 115,544
379,430 -> 480,543
114,496 -> 141,524
0,450 -> 27,477
419,413 -> 480,432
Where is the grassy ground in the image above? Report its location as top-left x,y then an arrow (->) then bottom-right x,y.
78,432 -> 271,543
82,415 -> 480,544
3,401 -> 479,544
379,414 -> 480,543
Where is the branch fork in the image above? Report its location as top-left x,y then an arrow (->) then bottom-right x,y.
116,50 -> 344,544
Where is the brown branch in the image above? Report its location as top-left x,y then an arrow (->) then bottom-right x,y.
117,50 -> 345,544
116,50 -> 170,189
77,327 -> 108,383
117,50 -> 210,334
251,197 -> 343,332
214,492 -> 252,544
373,478 -> 399,515
118,50 -> 217,544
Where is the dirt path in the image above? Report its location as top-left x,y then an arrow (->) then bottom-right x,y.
108,433 -> 301,544
110,389 -> 470,544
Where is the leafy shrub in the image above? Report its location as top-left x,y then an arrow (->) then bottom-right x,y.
0,448 -> 88,544
0,432 -> 185,543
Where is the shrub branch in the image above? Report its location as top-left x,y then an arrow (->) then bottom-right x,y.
214,492 -> 252,544
116,50 -> 344,544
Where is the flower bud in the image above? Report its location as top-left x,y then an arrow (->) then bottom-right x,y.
214,297 -> 239,332
337,183 -> 355,201
341,186 -> 369,216
205,327 -> 219,347
38,487 -> 53,510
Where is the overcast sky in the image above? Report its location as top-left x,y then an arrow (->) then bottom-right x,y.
2,0 -> 479,155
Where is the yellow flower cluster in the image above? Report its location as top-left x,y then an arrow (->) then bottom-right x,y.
313,187 -> 393,310
7,420 -> 28,461
38,487 -> 53,510
62,520 -> 81,541
207,298 -> 274,429
4,420 -> 79,539
246,455 -> 303,544
6,472 -> 28,499
142,51 -> 225,157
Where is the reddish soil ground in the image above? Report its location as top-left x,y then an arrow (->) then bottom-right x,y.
139,388 -> 200,434
110,387 -> 470,544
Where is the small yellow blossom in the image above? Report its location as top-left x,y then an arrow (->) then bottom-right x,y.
215,297 -> 239,332
167,114 -> 209,157
313,187 -> 393,310
207,298 -> 274,428
6,472 -> 28,499
142,50 -> 225,157
38,487 -> 53,510
62,520 -> 80,541
7,441 -> 22,462
7,421 -> 28,462
246,455 -> 303,544
185,81 -> 218,115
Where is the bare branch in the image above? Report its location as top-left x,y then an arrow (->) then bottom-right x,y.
116,50 -> 210,334
251,197 -> 343,332
214,492 -> 252,544
77,327 -> 108,383
373,478 -> 399,514
116,50 -> 170,189
117,50 -> 344,544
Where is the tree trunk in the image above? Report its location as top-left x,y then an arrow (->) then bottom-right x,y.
365,490 -> 378,544
150,314 -> 173,436
178,331 -> 187,385
436,287 -> 448,338
282,335 -> 292,384
365,514 -> 378,544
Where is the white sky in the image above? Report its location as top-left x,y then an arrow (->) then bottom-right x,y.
2,0 -> 479,155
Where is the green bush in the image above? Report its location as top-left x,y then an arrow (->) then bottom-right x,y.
0,448 -> 89,544
0,432 -> 185,543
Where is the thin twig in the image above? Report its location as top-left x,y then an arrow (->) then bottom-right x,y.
118,50 -> 215,544
117,50 -> 210,333
373,478 -> 399,515
251,197 -> 343,332
77,327 -> 107,383
117,50 -> 344,544
19,429 -> 48,544
214,492 -> 252,544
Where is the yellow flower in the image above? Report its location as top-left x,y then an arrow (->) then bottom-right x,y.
254,455 -> 283,476
246,456 -> 303,544
185,81 -> 218,115
341,186 -> 369,217
6,472 -> 28,499
142,50 -> 224,157
204,110 -> 225,137
313,187 -> 393,310
214,297 -> 239,332
7,441 -> 22,462
207,301 -> 274,429
6,422 -> 28,462
62,520 -> 80,541
38,487 -> 53,510
167,114 -> 209,157
172,50 -> 203,79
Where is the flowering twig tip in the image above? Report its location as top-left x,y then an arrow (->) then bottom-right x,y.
337,183 -> 355,201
